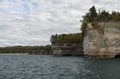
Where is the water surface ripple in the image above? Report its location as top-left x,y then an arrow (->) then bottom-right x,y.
0,55 -> 120,79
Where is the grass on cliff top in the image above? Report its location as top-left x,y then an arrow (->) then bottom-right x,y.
104,21 -> 120,29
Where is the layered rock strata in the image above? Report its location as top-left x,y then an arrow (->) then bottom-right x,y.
84,22 -> 120,58
52,45 -> 83,56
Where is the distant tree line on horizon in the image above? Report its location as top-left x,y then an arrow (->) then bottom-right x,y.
0,45 -> 51,53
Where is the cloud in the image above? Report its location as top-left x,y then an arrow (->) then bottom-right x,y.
0,0 -> 119,46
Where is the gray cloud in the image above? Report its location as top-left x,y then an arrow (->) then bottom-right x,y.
0,0 -> 119,46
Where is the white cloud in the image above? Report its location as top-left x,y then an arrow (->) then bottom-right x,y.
0,0 -> 119,46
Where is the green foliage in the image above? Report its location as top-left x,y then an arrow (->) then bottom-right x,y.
0,45 -> 51,53
81,6 -> 120,38
89,6 -> 97,22
104,21 -> 120,30
92,17 -> 100,29
50,33 -> 82,46
98,10 -> 110,22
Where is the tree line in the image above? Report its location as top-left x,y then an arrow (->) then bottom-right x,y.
0,45 -> 51,53
82,6 -> 120,23
81,6 -> 120,38
50,33 -> 82,46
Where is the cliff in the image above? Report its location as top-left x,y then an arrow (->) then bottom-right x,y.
27,49 -> 52,55
52,45 -> 83,56
51,33 -> 83,56
84,22 -> 120,58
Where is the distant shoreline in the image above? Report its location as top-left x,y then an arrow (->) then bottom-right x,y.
0,53 -> 28,55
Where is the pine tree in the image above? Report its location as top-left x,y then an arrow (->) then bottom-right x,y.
89,6 -> 97,22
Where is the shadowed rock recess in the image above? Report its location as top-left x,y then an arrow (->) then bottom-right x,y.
84,22 -> 120,58
52,45 -> 83,56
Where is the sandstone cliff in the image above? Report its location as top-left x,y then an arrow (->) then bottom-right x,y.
84,22 -> 120,58
52,45 -> 83,56
27,49 -> 52,55
51,33 -> 83,56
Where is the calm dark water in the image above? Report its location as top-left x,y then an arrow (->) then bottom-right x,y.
0,55 -> 120,79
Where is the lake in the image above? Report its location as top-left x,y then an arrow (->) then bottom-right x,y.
0,55 -> 120,79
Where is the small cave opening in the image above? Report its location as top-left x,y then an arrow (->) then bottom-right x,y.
65,54 -> 72,56
115,54 -> 120,58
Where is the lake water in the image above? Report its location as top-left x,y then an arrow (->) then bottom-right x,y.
0,55 -> 120,79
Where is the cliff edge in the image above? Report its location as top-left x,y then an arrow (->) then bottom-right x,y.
50,33 -> 83,56
84,22 -> 120,58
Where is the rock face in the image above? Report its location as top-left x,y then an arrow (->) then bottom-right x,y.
52,45 -> 83,56
84,22 -> 120,58
27,50 -> 52,55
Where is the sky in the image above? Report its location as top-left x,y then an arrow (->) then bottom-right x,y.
0,0 -> 119,47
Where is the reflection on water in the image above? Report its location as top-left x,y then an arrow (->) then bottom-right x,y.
0,55 -> 120,79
